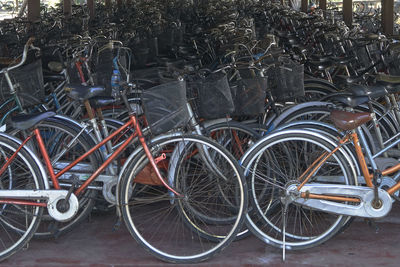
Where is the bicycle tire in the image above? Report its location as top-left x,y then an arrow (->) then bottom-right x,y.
205,120 -> 260,240
241,130 -> 355,250
119,134 -> 247,263
0,134 -> 45,261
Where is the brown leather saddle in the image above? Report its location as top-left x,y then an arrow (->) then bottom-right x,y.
330,110 -> 372,131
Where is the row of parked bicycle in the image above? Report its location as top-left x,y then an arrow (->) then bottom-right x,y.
2,0 -> 400,264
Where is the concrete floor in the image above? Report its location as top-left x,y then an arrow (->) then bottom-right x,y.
2,204 -> 400,267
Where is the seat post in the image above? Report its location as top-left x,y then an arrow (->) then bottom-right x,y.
356,126 -> 378,172
83,100 -> 95,120
83,100 -> 114,174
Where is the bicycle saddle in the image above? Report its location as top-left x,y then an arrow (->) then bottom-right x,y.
347,84 -> 387,99
335,75 -> 364,85
330,56 -> 353,65
330,110 -> 372,131
375,74 -> 400,94
292,45 -> 307,55
329,94 -> 369,108
375,74 -> 400,91
43,73 -> 65,83
90,96 -> 117,108
310,54 -> 331,63
10,111 -> 56,131
307,60 -> 333,71
64,84 -> 105,101
47,61 -> 63,73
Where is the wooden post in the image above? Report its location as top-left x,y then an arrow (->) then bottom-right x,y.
15,0 -> 19,11
319,0 -> 326,10
280,0 -> 284,6
64,0 -> 72,18
105,0 -> 111,9
87,0 -> 95,19
116,0 -> 122,8
382,0 -> 394,36
301,0 -> 308,12
343,0 -> 353,27
27,0 -> 40,22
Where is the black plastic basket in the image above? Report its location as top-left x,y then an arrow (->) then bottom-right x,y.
231,77 -> 267,116
188,72 -> 234,119
142,80 -> 190,135
95,46 -> 114,96
157,29 -> 175,54
0,56 -> 44,108
269,59 -> 304,101
66,60 -> 83,84
95,44 -> 130,97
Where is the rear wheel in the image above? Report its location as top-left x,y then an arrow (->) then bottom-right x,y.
0,134 -> 44,260
242,130 -> 355,250
9,119 -> 100,239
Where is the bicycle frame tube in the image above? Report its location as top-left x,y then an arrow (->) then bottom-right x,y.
33,118 -> 136,194
75,61 -> 86,83
0,94 -> 23,125
325,130 -> 400,197
0,135 -> 33,177
296,135 -> 349,191
32,112 -> 182,197
132,115 -> 183,197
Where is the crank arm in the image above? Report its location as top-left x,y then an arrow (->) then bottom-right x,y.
288,184 -> 392,219
0,190 -> 79,222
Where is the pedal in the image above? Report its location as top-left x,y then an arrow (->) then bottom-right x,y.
48,222 -> 61,239
365,219 -> 380,233
112,218 -> 121,232
155,153 -> 166,164
64,174 -> 80,202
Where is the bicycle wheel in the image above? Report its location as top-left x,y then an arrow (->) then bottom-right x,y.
205,121 -> 260,239
0,134 -> 44,261
9,118 -> 101,238
206,120 -> 260,160
119,134 -> 247,263
241,130 -> 355,250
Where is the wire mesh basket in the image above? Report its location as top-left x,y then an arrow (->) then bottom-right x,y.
142,80 -> 190,135
269,59 -> 304,101
187,72 -> 234,119
66,60 -> 83,84
95,44 -> 117,96
230,77 -> 267,116
98,45 -> 130,94
0,53 -> 44,108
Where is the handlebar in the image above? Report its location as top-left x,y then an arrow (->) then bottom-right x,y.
0,37 -> 38,74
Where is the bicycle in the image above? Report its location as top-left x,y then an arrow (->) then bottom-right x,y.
240,106 -> 400,259
0,78 -> 248,263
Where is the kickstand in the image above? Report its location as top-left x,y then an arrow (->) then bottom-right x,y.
48,221 -> 61,239
281,197 -> 289,261
365,218 -> 380,233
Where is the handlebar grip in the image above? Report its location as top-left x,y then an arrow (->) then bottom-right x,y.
26,37 -> 35,47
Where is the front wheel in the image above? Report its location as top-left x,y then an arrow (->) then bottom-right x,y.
119,134 -> 247,263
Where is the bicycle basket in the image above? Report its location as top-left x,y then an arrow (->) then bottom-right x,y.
142,80 -> 190,135
231,77 -> 267,116
269,59 -> 304,101
95,45 -> 115,96
188,72 -> 234,119
0,55 -> 44,108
